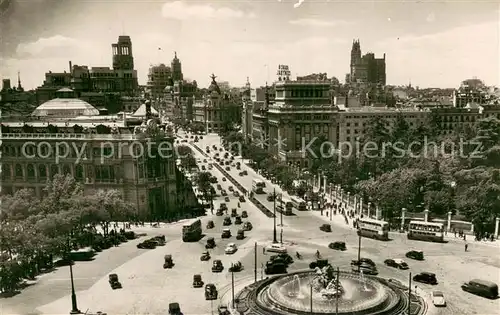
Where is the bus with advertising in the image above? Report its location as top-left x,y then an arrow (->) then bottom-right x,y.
357,218 -> 389,240
252,179 -> 266,194
182,218 -> 202,242
407,220 -> 444,242
290,196 -> 307,211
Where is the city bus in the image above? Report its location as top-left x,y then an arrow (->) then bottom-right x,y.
407,221 -> 444,242
290,196 -> 307,211
182,218 -> 202,242
252,179 -> 266,194
357,218 -> 389,240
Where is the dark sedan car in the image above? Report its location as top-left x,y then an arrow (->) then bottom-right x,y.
384,258 -> 409,270
413,272 -> 438,285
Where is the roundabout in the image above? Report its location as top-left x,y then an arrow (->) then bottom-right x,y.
232,268 -> 423,315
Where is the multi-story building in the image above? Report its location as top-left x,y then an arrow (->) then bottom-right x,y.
0,75 -> 36,115
147,64 -> 172,100
1,91 -> 197,219
453,78 -> 489,108
193,74 -> 242,133
252,76 -> 500,168
349,39 -> 386,86
35,35 -> 139,105
171,52 -> 183,82
173,80 -> 197,121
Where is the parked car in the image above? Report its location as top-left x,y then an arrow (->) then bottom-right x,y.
224,196 -> 230,202
205,283 -> 218,300
239,196 -> 246,202
233,191 -> 239,197
265,260 -> 288,275
328,241 -> 346,251
228,261 -> 243,272
352,262 -> 378,275
212,260 -> 224,272
222,177 -> 227,182
461,279 -> 499,299
267,194 -> 275,202
221,190 -> 227,196
231,208 -> 238,217
228,186 -> 234,192
431,291 -> 446,307
309,259 -> 330,270
200,251 -> 211,261
241,210 -> 248,218
235,216 -> 242,225
236,229 -> 245,240
205,237 -> 216,249
242,221 -> 253,231
266,243 -> 287,253
225,243 -> 238,254
163,254 -> 174,268
193,274 -> 204,288
108,273 -> 122,289
406,250 -> 424,261
206,220 -> 214,229
271,253 -> 294,265
168,302 -> 181,315
351,258 -> 376,267
413,272 -> 438,285
320,224 -> 332,232
221,229 -> 231,239
216,209 -> 224,216
384,258 -> 409,270
223,216 -> 232,226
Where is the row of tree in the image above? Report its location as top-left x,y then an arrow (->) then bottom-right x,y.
0,174 -> 135,293
220,114 -> 500,234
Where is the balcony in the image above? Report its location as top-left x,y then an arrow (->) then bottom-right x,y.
1,133 -> 138,141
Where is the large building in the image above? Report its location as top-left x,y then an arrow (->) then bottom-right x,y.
251,77 -> 500,168
193,74 -> 242,133
0,74 -> 36,115
147,63 -> 173,99
349,39 -> 386,86
35,35 -> 139,105
1,90 -> 199,220
173,80 -> 197,121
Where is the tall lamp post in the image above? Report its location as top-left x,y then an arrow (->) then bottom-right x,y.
273,188 -> 278,243
68,237 -> 81,314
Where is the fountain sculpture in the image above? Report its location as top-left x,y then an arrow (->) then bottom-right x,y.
256,262 -> 405,314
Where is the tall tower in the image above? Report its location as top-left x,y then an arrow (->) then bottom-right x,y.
112,36 -> 134,70
350,39 -> 362,82
171,52 -> 183,81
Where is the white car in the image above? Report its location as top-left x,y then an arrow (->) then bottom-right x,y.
431,291 -> 446,307
225,243 -> 238,254
266,243 -> 287,253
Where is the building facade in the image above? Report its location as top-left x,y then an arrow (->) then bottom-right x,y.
193,74 -> 242,133
1,94 -> 197,219
147,64 -> 172,99
349,39 -> 386,86
173,80 -> 197,121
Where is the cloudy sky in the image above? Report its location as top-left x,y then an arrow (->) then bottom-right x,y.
0,0 -> 498,90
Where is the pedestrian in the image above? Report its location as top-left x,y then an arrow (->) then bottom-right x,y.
465,243 -> 468,252
263,247 -> 266,255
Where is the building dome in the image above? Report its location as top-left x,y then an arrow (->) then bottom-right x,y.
31,94 -> 100,117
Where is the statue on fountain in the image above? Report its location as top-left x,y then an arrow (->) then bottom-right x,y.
313,264 -> 344,299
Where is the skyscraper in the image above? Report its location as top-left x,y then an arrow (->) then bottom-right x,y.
112,35 -> 134,70
171,52 -> 183,81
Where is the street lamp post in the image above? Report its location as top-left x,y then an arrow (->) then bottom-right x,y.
67,236 -> 81,315
273,188 -> 277,243
357,229 -> 362,273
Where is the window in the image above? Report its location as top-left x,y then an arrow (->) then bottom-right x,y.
63,164 -> 72,175
75,165 -> 84,180
1,164 -> 10,180
38,165 -> 47,179
15,164 -> 23,178
27,164 -> 35,179
50,165 -> 59,178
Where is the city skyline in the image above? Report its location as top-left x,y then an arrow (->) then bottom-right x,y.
0,0 -> 498,90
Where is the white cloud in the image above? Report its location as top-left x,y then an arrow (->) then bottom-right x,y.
374,21 -> 499,87
289,18 -> 352,27
161,1 -> 255,20
15,35 -> 89,59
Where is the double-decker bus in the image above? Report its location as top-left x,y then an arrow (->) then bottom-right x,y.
290,196 -> 307,211
407,220 -> 444,242
182,218 -> 202,242
252,179 -> 266,194
357,218 -> 389,240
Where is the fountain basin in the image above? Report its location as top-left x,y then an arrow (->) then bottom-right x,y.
256,271 -> 401,315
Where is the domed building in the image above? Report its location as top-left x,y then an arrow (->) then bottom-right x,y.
31,88 -> 100,117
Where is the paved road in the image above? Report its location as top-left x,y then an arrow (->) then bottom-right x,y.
192,132 -> 500,315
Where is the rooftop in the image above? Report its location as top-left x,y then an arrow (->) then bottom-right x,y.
31,98 -> 100,117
